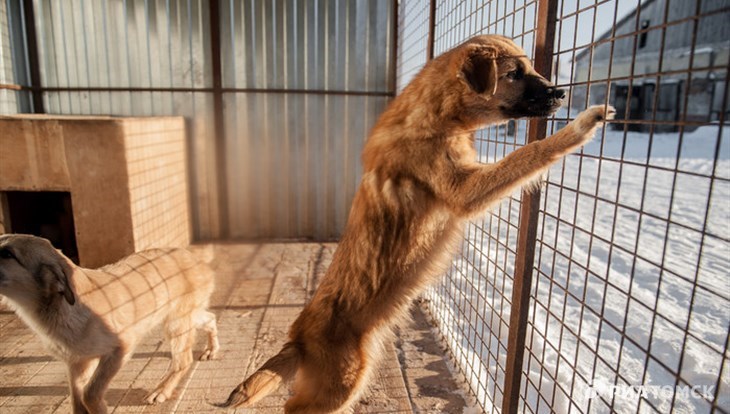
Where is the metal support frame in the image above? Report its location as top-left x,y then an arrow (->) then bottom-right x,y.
501,0 -> 559,411
426,0 -> 436,61
26,86 -> 395,96
208,0 -> 229,239
20,0 -> 43,113
391,0 -> 399,94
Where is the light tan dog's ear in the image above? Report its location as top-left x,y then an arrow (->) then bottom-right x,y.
43,262 -> 76,305
460,48 -> 499,97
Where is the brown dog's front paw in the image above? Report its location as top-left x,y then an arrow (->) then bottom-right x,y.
591,104 -> 616,122
604,105 -> 616,121
575,104 -> 615,129
568,104 -> 615,144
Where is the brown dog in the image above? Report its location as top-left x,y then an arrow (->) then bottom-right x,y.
0,234 -> 219,413
220,35 -> 614,413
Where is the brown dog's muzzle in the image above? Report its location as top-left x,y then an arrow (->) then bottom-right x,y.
502,75 -> 566,118
546,86 -> 567,100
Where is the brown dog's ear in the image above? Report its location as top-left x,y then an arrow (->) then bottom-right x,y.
461,50 -> 499,97
43,262 -> 76,305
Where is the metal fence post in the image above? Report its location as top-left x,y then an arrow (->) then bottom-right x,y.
391,0 -> 399,94
426,0 -> 436,61
21,0 -> 44,113
502,0 -> 558,412
208,0 -> 229,239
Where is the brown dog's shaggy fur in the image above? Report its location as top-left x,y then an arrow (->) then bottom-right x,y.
220,35 -> 614,413
0,234 -> 219,414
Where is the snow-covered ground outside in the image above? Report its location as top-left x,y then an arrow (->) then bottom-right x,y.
426,121 -> 730,414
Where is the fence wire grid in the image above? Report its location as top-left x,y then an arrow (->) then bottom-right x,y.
397,0 -> 730,413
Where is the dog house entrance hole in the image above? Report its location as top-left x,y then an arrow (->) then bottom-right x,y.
1,191 -> 79,264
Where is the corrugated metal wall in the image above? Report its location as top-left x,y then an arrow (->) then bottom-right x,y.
220,0 -> 394,239
2,0 -> 395,240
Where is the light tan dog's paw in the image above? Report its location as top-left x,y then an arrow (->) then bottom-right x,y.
145,389 -> 169,405
199,348 -> 218,361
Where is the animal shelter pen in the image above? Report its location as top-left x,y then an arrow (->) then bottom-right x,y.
0,0 -> 729,414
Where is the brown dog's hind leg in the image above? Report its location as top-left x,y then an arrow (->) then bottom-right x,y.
217,342 -> 300,408
284,379 -> 356,414
284,349 -> 373,414
146,318 -> 196,404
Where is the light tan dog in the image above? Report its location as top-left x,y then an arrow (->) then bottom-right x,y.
220,35 -> 614,413
0,234 -> 219,413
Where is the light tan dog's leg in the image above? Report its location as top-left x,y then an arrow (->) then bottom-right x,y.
195,310 -> 219,361
68,359 -> 96,414
82,348 -> 126,414
440,105 -> 614,216
146,319 -> 196,404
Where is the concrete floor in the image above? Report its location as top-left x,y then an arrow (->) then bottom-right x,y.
0,243 -> 468,413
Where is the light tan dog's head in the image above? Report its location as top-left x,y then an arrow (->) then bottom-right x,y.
0,234 -> 76,307
448,35 -> 565,119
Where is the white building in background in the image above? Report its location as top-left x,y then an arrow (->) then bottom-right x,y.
572,0 -> 729,132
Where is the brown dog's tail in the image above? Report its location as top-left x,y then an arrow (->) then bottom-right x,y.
215,342 -> 300,408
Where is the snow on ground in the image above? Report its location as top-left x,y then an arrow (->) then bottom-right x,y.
427,124 -> 730,413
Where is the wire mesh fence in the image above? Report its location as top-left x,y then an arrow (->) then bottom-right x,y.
398,0 -> 730,413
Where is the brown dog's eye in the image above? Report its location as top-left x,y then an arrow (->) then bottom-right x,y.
0,249 -> 14,259
507,69 -> 524,80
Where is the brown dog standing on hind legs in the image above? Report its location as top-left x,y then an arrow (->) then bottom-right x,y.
219,34 -> 614,413
0,234 -> 220,413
